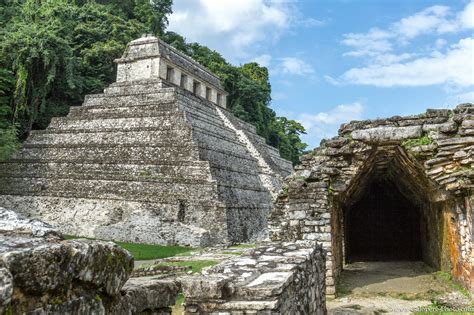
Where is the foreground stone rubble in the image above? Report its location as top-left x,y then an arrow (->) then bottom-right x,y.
180,241 -> 326,314
0,207 -> 180,314
0,207 -> 327,314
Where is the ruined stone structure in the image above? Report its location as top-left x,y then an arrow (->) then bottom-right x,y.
269,104 -> 473,297
0,35 -> 292,247
0,207 -> 181,314
1,208 -> 327,314
180,241 -> 326,314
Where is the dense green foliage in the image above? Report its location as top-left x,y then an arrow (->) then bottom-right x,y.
0,0 -> 306,164
0,68 -> 19,159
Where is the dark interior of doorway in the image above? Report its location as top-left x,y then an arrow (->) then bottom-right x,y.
345,179 -> 422,262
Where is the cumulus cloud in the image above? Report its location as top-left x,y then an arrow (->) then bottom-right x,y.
343,2 -> 474,57
446,91 -> 474,105
342,38 -> 474,87
336,1 -> 474,88
342,28 -> 393,57
297,102 -> 364,146
168,0 -> 292,61
394,5 -> 455,40
252,54 -> 272,67
276,57 -> 315,76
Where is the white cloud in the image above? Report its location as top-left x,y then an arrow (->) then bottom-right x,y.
336,2 -> 474,88
342,37 -> 474,87
460,1 -> 474,28
435,38 -> 447,49
324,75 -> 341,85
342,28 -> 393,57
394,5 -> 455,40
168,0 -> 292,61
447,91 -> 474,105
276,57 -> 315,76
342,2 -> 473,57
252,54 -> 272,67
297,102 -> 364,146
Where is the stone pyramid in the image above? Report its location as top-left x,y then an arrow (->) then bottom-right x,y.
0,35 -> 292,246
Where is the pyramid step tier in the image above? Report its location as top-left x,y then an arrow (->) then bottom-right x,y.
0,161 -> 213,181
83,89 -> 176,107
0,177 -> 219,202
11,144 -> 201,163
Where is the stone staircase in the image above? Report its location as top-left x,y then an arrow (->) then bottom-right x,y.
0,79 -> 292,246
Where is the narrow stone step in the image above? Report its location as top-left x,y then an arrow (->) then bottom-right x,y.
59,106 -> 182,123
0,177 -> 218,202
26,130 -> 194,147
193,130 -> 250,155
11,144 -> 201,163
68,100 -> 179,118
0,161 -> 212,181
83,90 -> 176,107
47,115 -> 188,132
103,80 -> 168,95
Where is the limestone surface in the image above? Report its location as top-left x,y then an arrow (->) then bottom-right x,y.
180,241 -> 326,314
0,35 -> 292,247
0,207 -> 183,314
0,208 -> 133,314
269,104 -> 474,297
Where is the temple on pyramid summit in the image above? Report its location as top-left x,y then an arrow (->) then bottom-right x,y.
0,35 -> 293,246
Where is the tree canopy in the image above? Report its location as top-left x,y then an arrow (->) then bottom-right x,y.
0,0 -> 306,164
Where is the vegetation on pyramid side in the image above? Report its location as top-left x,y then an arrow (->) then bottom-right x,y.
0,0 -> 306,164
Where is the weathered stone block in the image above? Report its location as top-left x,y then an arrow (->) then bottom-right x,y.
180,241 -> 326,314
351,126 -> 422,143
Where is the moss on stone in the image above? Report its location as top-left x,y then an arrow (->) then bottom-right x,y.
402,135 -> 433,148
434,271 -> 471,298
4,304 -> 13,315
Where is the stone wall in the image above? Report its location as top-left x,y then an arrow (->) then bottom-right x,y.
269,104 -> 473,297
179,241 -> 326,314
0,37 -> 292,247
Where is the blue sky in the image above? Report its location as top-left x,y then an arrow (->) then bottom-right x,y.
168,0 -> 474,148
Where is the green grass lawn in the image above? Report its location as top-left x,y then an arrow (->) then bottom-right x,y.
64,235 -> 194,260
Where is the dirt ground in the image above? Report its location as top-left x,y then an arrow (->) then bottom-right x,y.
327,261 -> 460,314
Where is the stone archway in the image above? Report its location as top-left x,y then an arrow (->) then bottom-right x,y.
269,104 -> 473,298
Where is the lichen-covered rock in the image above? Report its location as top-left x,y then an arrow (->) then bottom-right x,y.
0,267 -> 12,314
270,104 -> 474,297
351,125 -> 422,142
109,278 -> 179,314
434,291 -> 472,309
0,207 -> 61,239
180,241 -> 326,315
0,208 -> 133,314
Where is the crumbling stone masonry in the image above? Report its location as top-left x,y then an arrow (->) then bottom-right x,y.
0,35 -> 292,247
269,104 -> 473,298
179,241 -> 326,314
0,207 -> 180,314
